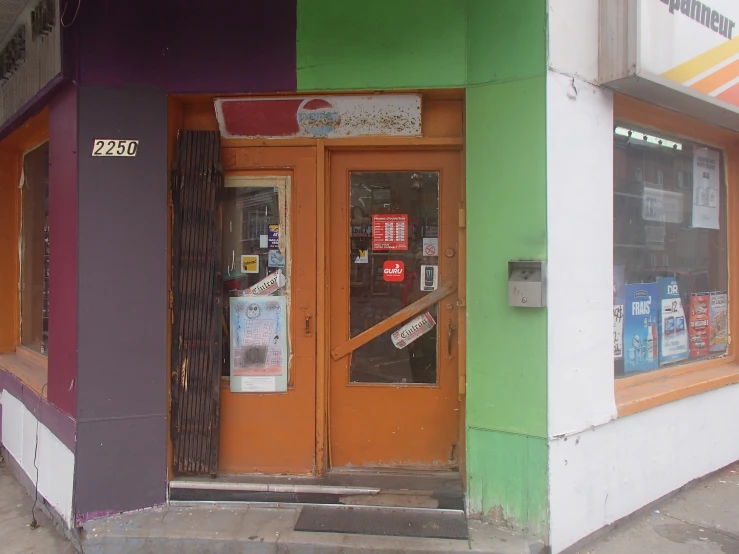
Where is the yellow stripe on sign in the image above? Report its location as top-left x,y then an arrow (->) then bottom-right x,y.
662,37 -> 739,84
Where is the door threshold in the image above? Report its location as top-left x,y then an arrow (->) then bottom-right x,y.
169,470 -> 464,510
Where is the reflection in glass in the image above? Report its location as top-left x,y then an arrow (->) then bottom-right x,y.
349,172 -> 440,384
221,182 -> 289,377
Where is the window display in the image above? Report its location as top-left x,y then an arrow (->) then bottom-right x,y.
613,126 -> 728,377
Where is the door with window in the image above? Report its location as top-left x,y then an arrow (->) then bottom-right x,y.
218,147 -> 317,474
329,150 -> 462,469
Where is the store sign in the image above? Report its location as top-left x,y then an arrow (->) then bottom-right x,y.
601,0 -> 739,129
215,94 -> 421,139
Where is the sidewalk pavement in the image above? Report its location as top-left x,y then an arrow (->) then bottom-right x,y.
574,462 -> 739,553
0,456 -> 76,554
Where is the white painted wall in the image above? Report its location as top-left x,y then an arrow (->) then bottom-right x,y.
548,0 -> 599,84
546,70 -> 616,438
1,389 -> 75,526
546,1 -> 739,552
549,383 -> 739,551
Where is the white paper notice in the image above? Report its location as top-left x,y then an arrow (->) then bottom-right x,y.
259,234 -> 268,248
692,148 -> 720,230
232,376 -> 276,393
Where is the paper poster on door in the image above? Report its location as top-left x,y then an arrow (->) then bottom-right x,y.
372,214 -> 408,251
391,312 -> 436,349
710,291 -> 728,354
422,238 -> 438,257
241,254 -> 259,274
230,296 -> 288,393
420,265 -> 438,292
689,293 -> 710,358
623,283 -> 659,373
692,148 -> 720,230
658,278 -> 688,365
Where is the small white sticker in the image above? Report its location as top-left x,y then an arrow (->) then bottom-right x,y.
422,238 -> 438,257
259,235 -> 268,248
354,249 -> 369,264
420,265 -> 438,292
92,139 -> 139,157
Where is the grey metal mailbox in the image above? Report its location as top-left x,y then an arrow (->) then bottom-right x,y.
508,260 -> 546,308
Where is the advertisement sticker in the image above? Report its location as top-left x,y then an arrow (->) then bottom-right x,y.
391,312 -> 436,349
268,224 -> 280,248
623,283 -> 660,373
420,265 -> 438,292
689,293 -> 710,358
241,254 -> 259,274
710,291 -> 728,354
383,261 -> 405,282
614,266 -> 625,360
372,214 -> 408,251
240,270 -> 286,296
658,278 -> 689,365
354,249 -> 369,264
267,249 -> 285,268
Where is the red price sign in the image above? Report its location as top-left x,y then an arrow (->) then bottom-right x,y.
372,214 -> 408,251
383,261 -> 405,282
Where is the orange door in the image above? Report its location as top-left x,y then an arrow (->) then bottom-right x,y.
329,150 -> 462,469
218,147 -> 317,474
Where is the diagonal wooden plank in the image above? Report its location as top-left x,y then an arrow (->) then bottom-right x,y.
330,281 -> 457,361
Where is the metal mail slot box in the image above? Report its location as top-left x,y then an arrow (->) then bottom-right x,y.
508,260 -> 546,308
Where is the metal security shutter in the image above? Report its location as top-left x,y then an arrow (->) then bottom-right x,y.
170,130 -> 223,475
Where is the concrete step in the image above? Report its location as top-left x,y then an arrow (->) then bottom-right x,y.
80,504 -> 545,554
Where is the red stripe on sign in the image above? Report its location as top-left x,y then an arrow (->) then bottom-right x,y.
220,99 -> 303,137
716,83 -> 739,110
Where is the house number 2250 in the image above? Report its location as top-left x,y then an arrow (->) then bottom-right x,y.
92,139 -> 139,157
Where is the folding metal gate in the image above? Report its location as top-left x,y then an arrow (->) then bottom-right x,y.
170,130 -> 223,475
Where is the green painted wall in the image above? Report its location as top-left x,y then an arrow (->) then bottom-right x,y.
297,0 -> 467,91
468,428 -> 548,536
296,0 -> 550,538
465,0 -> 548,535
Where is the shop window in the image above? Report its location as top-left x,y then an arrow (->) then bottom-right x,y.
20,143 -> 50,355
613,126 -> 728,377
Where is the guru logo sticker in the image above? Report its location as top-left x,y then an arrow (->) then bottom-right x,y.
383,261 -> 405,282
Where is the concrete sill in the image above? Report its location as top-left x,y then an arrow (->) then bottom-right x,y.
0,348 -> 48,397
615,356 -> 739,417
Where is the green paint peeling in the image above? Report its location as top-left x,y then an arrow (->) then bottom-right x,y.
468,428 -> 548,537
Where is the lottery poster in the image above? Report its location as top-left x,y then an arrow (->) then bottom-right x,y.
710,291 -> 728,354
689,293 -> 710,358
623,283 -> 660,373
658,278 -> 689,365
229,296 -> 288,393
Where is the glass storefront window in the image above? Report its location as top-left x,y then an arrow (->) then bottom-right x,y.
613,125 -> 728,377
21,143 -> 50,355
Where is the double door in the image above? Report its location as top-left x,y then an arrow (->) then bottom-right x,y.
215,147 -> 463,473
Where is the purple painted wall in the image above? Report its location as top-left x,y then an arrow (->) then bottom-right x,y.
74,85 -> 168,517
0,368 -> 76,451
47,84 -> 78,418
70,0 -> 297,93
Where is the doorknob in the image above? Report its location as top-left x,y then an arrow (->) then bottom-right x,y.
447,321 -> 456,356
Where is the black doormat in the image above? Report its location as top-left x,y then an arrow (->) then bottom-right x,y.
294,506 -> 468,540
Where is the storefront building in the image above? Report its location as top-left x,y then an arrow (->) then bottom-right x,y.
0,1 -> 738,553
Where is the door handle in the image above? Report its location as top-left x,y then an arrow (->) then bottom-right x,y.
305,314 -> 312,335
447,321 -> 456,356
